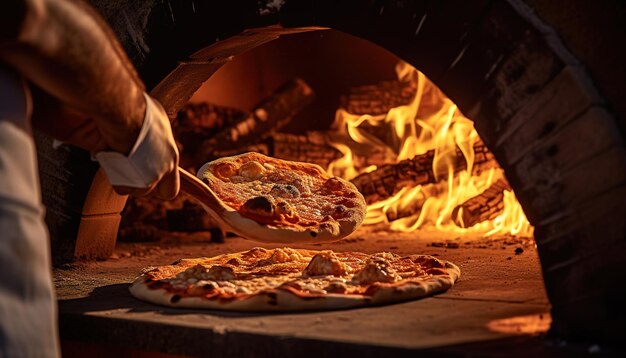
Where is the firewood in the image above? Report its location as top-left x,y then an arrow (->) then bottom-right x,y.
350,146 -> 397,169
385,191 -> 426,222
384,183 -> 448,222
198,78 -> 314,159
338,80 -> 416,149
452,178 -> 511,228
202,130 -> 342,169
175,102 -> 245,131
326,131 -> 397,169
341,80 -> 416,115
269,131 -> 342,168
174,102 -> 248,168
351,141 -> 498,204
208,144 -> 270,160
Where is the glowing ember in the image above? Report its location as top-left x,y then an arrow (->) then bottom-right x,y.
327,61 -> 533,237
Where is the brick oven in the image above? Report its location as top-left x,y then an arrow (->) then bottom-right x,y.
43,0 -> 626,356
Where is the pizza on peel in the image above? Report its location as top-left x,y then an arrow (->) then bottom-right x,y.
196,152 -> 366,243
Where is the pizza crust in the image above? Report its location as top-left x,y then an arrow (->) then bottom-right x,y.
367,263 -> 460,305
129,281 -> 370,312
129,248 -> 460,312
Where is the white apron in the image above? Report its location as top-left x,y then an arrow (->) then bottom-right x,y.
0,64 -> 60,357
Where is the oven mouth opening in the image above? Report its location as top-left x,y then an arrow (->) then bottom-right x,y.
119,29 -> 533,245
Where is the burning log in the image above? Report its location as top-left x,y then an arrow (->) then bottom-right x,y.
325,131 -> 398,169
351,141 -> 497,204
452,178 -> 511,228
340,80 -> 416,115
198,78 -> 314,159
383,183 -> 448,222
269,131 -> 342,168
338,80 -> 417,150
355,146 -> 397,168
385,190 -> 426,222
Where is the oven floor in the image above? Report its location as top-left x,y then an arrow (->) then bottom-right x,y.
55,229 -> 557,357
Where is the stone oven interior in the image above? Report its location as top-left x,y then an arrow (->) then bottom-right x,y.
48,1 -> 626,357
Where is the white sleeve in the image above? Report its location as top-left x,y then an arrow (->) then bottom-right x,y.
94,93 -> 178,188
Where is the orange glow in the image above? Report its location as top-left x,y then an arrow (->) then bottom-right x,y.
487,313 -> 551,335
327,61 -> 533,237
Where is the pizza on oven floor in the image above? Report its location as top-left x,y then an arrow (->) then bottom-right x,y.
196,152 -> 366,243
130,247 -> 460,311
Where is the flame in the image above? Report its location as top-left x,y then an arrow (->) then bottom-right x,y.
327,61 -> 533,237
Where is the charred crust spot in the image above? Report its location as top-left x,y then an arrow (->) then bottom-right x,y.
170,259 -> 182,265
170,295 -> 181,303
203,283 -> 215,290
242,196 -> 275,215
309,230 -> 318,237
148,281 -> 167,290
284,184 -> 298,192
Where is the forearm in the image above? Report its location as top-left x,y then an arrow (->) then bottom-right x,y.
0,0 -> 145,154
